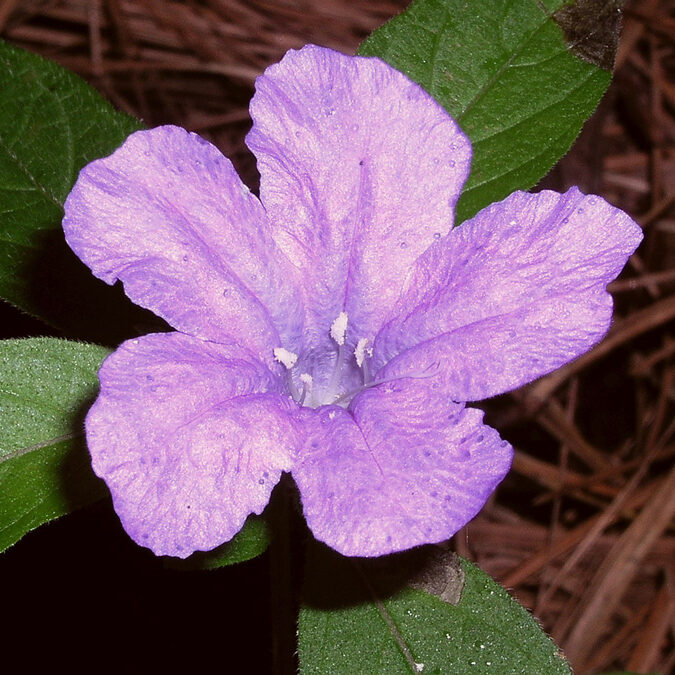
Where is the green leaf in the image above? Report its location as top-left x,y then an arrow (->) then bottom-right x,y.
359,0 -> 617,223
299,545 -> 571,674
164,516 -> 271,570
0,337 -> 109,552
0,40 -> 154,343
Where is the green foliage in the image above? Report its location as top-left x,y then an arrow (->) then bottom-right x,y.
0,338 -> 109,552
360,0 -> 614,223
164,516 -> 271,570
0,40 -> 150,344
299,545 -> 571,674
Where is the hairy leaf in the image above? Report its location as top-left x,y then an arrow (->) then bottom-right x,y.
0,40 -> 153,343
0,338 -> 109,552
300,545 -> 571,674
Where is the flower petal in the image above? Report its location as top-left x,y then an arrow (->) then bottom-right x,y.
375,188 -> 643,400
64,125 -> 303,364
87,332 -> 298,558
293,378 -> 512,557
248,45 -> 471,354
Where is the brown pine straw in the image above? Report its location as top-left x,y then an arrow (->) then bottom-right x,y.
563,463 -> 675,664
2,1 -> 674,672
625,578 -> 675,672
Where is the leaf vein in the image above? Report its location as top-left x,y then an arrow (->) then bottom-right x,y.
0,133 -> 63,209
456,3 -> 552,121
467,66 -> 598,143
1,431 -> 82,465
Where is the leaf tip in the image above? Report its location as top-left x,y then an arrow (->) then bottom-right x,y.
553,0 -> 623,71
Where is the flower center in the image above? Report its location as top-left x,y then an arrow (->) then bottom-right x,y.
274,312 -> 374,408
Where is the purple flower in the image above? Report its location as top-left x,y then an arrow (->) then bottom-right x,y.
63,45 -> 642,558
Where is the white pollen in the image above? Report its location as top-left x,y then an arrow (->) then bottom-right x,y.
299,373 -> 313,388
354,338 -> 371,368
330,312 -> 349,346
273,347 -> 298,370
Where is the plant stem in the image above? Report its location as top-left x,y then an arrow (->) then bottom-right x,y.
269,475 -> 297,675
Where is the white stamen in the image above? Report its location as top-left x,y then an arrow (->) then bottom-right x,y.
354,338 -> 372,368
273,347 -> 298,370
298,373 -> 313,406
332,362 -> 440,406
330,312 -> 349,346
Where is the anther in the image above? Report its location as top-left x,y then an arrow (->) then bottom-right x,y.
273,347 -> 298,370
330,312 -> 348,346
355,337 -> 373,384
274,347 -> 301,401
354,338 -> 372,368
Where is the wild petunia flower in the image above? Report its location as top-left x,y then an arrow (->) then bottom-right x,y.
63,45 -> 642,558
